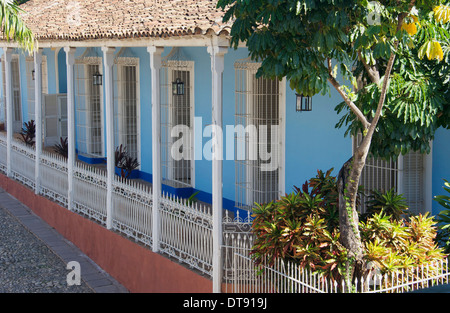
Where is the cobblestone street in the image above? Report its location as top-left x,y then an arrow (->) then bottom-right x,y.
0,188 -> 127,293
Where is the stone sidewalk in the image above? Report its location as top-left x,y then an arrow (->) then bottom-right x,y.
0,187 -> 128,293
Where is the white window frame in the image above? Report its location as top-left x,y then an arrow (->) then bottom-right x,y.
3,54 -> 23,133
161,58 -> 195,188
234,60 -> 286,210
26,55 -> 48,121
114,56 -> 141,168
75,55 -> 105,157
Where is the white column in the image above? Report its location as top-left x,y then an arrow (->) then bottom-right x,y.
148,46 -> 164,253
4,48 -> 13,178
208,45 -> 227,293
64,47 -> 76,211
34,48 -> 43,194
102,47 -> 115,230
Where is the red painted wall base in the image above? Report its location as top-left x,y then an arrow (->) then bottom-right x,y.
0,173 -> 212,293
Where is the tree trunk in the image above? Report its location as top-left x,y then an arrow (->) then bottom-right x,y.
337,143 -> 370,288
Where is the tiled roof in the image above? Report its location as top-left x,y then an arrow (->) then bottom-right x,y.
17,0 -> 231,41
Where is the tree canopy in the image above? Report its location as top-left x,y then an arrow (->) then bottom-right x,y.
337,5 -> 450,158
217,0 -> 450,159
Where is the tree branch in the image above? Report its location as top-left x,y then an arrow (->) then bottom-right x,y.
358,12 -> 409,156
357,51 -> 380,84
327,58 -> 371,130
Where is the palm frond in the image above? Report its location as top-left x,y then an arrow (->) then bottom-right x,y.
0,0 -> 35,52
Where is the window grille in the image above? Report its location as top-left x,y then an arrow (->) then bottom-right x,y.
114,50 -> 140,162
353,134 -> 399,213
11,56 -> 22,133
402,151 -> 424,215
234,59 -> 282,210
354,134 -> 425,215
75,50 -> 103,157
26,55 -> 48,121
160,48 -> 194,188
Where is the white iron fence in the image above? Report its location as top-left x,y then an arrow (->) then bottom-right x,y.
112,175 -> 153,247
40,150 -> 68,207
1,134 -> 449,293
11,139 -> 35,190
229,246 -> 450,293
0,133 -> 7,173
159,192 -> 213,276
72,162 -> 108,225
0,136 -> 215,276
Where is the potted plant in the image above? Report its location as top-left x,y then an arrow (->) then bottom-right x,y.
53,137 -> 68,158
115,144 -> 140,179
20,120 -> 36,147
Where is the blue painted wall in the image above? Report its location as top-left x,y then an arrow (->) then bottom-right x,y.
432,127 -> 450,215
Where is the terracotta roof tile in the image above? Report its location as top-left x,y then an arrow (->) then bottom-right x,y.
16,0 -> 231,41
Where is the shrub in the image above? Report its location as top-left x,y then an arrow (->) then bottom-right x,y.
251,169 -> 447,283
435,179 -> 450,254
363,188 -> 409,221
53,137 -> 68,158
115,145 -> 139,178
20,120 -> 36,146
252,169 -> 348,281
360,212 -> 446,275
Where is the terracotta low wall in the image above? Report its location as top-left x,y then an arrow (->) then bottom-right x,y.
0,173 -> 212,293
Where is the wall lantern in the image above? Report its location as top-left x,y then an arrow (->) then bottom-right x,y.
31,69 -> 35,81
92,70 -> 103,86
296,93 -> 312,112
172,78 -> 185,96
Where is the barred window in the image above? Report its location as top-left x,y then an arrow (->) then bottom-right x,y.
114,54 -> 140,163
1,54 -> 22,133
161,48 -> 194,188
235,59 -> 282,210
26,55 -> 48,121
354,134 -> 427,215
75,50 -> 104,157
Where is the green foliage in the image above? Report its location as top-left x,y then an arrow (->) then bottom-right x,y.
435,179 -> 450,210
186,191 -> 200,206
20,120 -> 35,146
53,137 -> 68,158
335,5 -> 450,159
360,212 -> 446,275
217,0 -> 450,160
251,193 -> 348,281
251,169 -> 447,281
364,188 -> 409,221
0,0 -> 35,52
295,168 -> 341,230
435,179 -> 450,253
252,169 -> 348,280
